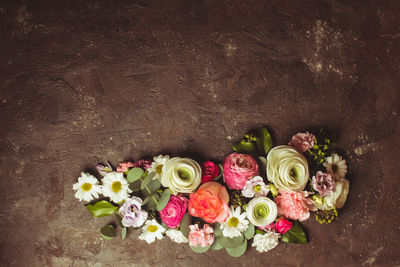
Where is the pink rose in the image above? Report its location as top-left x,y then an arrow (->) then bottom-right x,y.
288,132 -> 315,152
275,217 -> 292,234
159,195 -> 188,229
223,153 -> 259,190
117,162 -> 134,172
201,161 -> 220,183
133,159 -> 153,170
275,190 -> 316,221
188,224 -> 214,247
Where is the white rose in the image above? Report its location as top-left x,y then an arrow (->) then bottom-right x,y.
160,157 -> 202,195
165,229 -> 189,243
325,179 -> 350,209
246,197 -> 277,227
267,145 -> 309,192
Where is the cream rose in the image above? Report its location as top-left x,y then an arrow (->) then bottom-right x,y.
325,179 -> 350,209
160,157 -> 202,195
246,197 -> 277,227
267,145 -> 309,192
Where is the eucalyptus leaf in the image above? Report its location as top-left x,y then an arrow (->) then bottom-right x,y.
156,189 -> 171,211
86,200 -> 118,217
190,245 -> 210,253
127,167 -> 144,183
210,237 -> 223,250
121,227 -> 127,240
129,180 -> 141,192
281,221 -> 307,244
220,235 -> 244,248
141,172 -> 156,190
100,225 -> 116,240
146,179 -> 161,194
179,212 -> 191,237
144,194 -> 160,211
213,223 -> 222,237
244,223 -> 255,240
256,126 -> 273,155
231,141 -> 257,154
225,239 -> 247,257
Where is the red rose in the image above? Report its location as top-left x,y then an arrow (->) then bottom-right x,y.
201,161 -> 220,183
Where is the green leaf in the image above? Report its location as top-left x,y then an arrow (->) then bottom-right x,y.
213,223 -> 222,237
210,236 -> 224,250
190,245 -> 211,253
225,239 -> 247,257
127,167 -> 144,183
256,126 -> 273,155
244,223 -> 254,240
257,156 -> 267,177
121,227 -> 127,240
86,200 -> 118,217
144,194 -> 160,211
115,214 -> 124,228
281,221 -> 307,244
129,180 -> 141,192
141,172 -> 156,190
100,225 -> 116,240
231,141 -> 257,154
179,212 -> 191,237
146,179 -> 161,194
219,235 -> 244,248
156,189 -> 171,211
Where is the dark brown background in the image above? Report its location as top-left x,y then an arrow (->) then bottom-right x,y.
0,0 -> 399,266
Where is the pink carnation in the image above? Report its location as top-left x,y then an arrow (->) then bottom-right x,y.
275,190 -> 316,221
133,159 -> 153,170
188,224 -> 214,247
159,195 -> 188,229
223,153 -> 259,190
117,162 -> 134,173
288,132 -> 315,152
275,217 -> 292,234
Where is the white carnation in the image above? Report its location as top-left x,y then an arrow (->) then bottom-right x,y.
165,229 -> 189,243
252,231 -> 280,253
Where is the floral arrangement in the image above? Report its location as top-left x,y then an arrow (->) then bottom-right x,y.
73,126 -> 350,257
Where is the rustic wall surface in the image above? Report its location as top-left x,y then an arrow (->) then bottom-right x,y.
0,0 -> 399,266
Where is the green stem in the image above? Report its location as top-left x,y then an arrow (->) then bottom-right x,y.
139,177 -> 159,204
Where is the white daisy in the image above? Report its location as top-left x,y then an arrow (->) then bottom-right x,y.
102,172 -> 132,203
165,229 -> 189,243
138,219 -> 166,244
148,155 -> 170,180
72,172 -> 102,202
220,206 -> 249,238
323,153 -> 347,180
252,230 -> 280,253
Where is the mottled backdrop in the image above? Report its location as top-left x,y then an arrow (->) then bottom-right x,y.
0,0 -> 399,266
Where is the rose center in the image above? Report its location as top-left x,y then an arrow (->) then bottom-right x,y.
81,183 -> 92,192
156,164 -> 163,174
112,181 -> 122,192
177,168 -> 191,181
148,225 -> 158,232
228,217 -> 239,227
331,164 -> 338,173
289,168 -> 297,179
254,203 -> 269,220
254,185 -> 261,192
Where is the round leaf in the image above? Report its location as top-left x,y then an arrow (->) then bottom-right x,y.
140,172 -> 156,190
146,179 -> 161,194
144,194 -> 160,211
127,168 -> 144,183
211,236 -> 224,250
220,235 -> 244,248
100,225 -> 116,240
244,223 -> 255,240
225,239 -> 247,257
156,189 -> 171,211
190,245 -> 210,253
213,223 -> 222,237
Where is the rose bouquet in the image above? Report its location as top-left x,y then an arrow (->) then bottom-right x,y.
73,126 -> 350,257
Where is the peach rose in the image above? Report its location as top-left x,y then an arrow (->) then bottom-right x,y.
188,182 -> 229,224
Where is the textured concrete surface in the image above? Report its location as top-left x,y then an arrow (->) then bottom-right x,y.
0,0 -> 399,266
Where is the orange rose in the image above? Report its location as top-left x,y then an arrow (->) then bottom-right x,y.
188,181 -> 229,223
